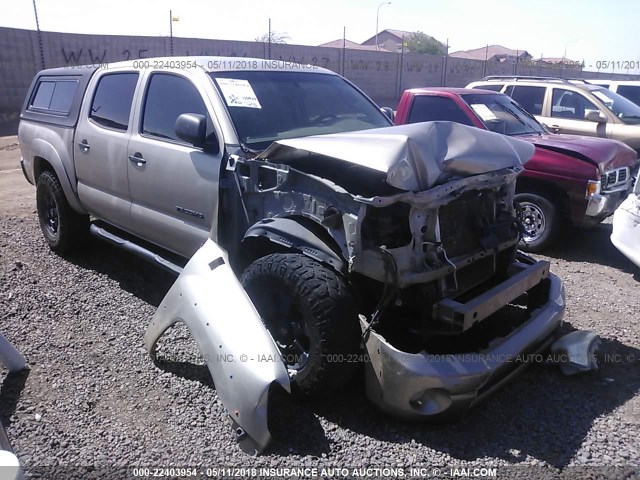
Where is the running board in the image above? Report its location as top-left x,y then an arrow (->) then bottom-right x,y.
89,224 -> 183,275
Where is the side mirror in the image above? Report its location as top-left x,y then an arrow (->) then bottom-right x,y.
175,113 -> 207,148
584,110 -> 607,123
380,107 -> 395,122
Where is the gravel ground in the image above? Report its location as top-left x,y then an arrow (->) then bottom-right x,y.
1,138 -> 640,478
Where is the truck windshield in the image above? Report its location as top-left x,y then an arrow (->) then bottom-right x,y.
589,88 -> 640,124
210,71 -> 391,151
460,93 -> 545,136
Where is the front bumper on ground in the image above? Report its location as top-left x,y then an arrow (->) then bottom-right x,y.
585,189 -> 629,219
360,258 -> 565,421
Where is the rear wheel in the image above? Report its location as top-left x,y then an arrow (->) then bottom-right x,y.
240,253 -> 361,397
36,171 -> 89,254
515,192 -> 560,253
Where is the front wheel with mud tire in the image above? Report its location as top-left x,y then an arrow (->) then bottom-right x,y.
36,171 -> 89,254
240,253 -> 361,397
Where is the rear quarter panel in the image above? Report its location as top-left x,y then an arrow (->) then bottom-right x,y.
18,120 -> 85,212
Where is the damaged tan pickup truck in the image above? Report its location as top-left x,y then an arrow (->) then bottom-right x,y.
19,57 -> 593,454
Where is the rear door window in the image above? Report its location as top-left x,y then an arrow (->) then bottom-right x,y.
90,73 -> 139,130
407,96 -> 474,125
508,86 -> 546,115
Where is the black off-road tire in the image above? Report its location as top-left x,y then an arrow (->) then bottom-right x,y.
515,192 -> 560,253
36,171 -> 89,254
240,253 -> 361,397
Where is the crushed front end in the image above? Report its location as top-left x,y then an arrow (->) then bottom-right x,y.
245,122 -> 566,419
350,168 -> 565,419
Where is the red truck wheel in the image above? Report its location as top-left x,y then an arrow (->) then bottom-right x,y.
515,192 -> 560,252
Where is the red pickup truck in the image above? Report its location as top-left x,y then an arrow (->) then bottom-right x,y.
395,88 -> 638,251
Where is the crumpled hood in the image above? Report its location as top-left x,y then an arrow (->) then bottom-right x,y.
519,133 -> 637,170
258,121 -> 535,191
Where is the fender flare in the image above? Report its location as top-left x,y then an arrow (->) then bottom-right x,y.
243,218 -> 346,273
30,138 -> 85,213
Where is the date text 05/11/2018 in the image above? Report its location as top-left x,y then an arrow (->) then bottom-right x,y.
592,60 -> 640,70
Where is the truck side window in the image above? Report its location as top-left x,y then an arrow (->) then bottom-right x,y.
142,74 -> 208,143
90,73 -> 139,131
30,80 -> 78,114
509,86 -> 545,115
407,96 -> 474,126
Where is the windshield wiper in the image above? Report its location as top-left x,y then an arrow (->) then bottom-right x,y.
503,107 -> 527,126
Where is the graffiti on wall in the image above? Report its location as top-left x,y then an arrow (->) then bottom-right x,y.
404,60 -> 440,74
61,48 -> 151,65
58,46 -> 336,69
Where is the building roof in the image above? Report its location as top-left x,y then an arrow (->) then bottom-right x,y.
382,29 -> 414,40
361,29 -> 412,44
361,29 -> 445,48
318,39 -> 391,51
449,45 -> 530,61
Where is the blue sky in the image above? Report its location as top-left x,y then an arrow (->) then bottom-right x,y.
2,0 -> 639,73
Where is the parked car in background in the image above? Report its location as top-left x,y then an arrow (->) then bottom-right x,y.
583,79 -> 640,107
466,76 -> 640,154
395,87 -> 638,251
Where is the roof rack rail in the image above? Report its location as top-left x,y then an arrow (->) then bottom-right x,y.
565,78 -> 592,84
480,75 -> 576,84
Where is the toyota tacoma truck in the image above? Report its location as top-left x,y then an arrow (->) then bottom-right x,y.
19,57 -> 574,454
395,87 -> 639,251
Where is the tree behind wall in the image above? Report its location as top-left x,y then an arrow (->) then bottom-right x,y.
406,31 -> 446,55
255,32 -> 290,44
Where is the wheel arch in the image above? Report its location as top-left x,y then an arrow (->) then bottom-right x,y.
234,216 -> 348,275
32,150 -> 85,214
515,177 -> 571,221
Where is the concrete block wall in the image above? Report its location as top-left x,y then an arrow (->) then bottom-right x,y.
0,28 -> 40,134
2,26 -> 639,135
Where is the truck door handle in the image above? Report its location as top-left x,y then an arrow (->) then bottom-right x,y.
128,154 -> 146,166
548,124 -> 561,133
77,140 -> 90,152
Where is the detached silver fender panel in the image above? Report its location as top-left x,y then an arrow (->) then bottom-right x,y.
144,239 -> 290,454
